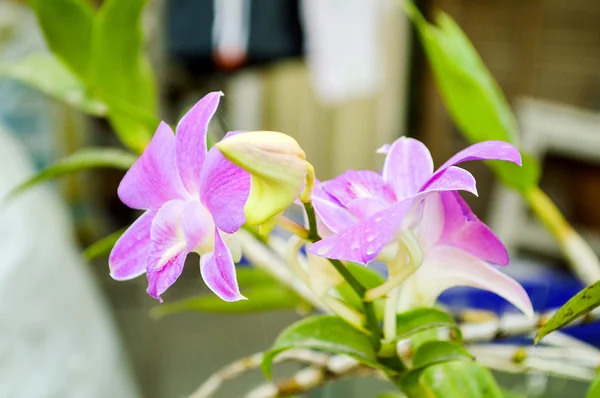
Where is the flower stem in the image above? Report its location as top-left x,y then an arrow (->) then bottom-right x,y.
303,201 -> 321,242
277,216 -> 309,240
303,200 -> 382,345
383,286 -> 401,342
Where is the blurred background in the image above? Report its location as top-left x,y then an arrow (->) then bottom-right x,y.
0,0 -> 599,397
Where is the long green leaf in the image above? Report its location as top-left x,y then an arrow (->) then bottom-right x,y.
7,147 -> 137,199
150,284 -> 302,319
90,0 -> 157,152
395,308 -> 463,344
27,0 -> 95,79
83,227 -> 126,260
535,280 -> 600,344
262,315 -> 385,379
405,2 -> 539,192
0,54 -> 106,116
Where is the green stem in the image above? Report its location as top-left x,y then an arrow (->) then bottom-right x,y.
303,200 -> 382,347
303,201 -> 321,242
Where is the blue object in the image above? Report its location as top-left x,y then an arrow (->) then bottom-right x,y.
438,263 -> 600,346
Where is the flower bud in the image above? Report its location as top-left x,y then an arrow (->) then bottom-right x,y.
216,131 -> 309,225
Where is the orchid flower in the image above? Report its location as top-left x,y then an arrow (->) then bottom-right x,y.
308,137 -> 521,264
395,191 -> 533,317
108,92 -> 250,302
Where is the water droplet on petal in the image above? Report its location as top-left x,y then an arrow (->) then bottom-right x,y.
316,244 -> 332,256
366,234 -> 375,242
350,242 -> 360,250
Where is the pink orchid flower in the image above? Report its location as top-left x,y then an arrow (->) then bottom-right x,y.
108,92 -> 250,302
396,191 -> 533,317
308,137 -> 521,264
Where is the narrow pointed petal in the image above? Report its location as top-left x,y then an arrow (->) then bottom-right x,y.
176,91 -> 222,194
420,166 -> 478,196
382,137 -> 434,200
439,191 -> 509,265
416,246 -> 533,318
309,200 -> 412,264
109,210 -> 157,280
181,200 -> 215,253
118,122 -> 189,210
321,170 -> 395,207
199,146 -> 250,233
146,200 -> 189,301
438,140 -> 522,171
200,228 -> 245,302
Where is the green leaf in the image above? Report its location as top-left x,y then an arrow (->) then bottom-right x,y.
102,94 -> 161,153
0,54 -> 106,116
586,371 -> 600,398
83,227 -> 126,260
90,0 -> 157,152
6,147 -> 137,199
535,280 -> 600,344
395,308 -> 463,344
488,153 -> 541,194
405,2 -> 540,192
377,393 -> 405,398
411,341 -> 473,370
150,284 -> 302,319
401,360 -> 503,398
406,3 -> 516,144
262,315 -> 383,379
27,0 -> 95,79
502,390 -> 526,398
235,267 -> 281,286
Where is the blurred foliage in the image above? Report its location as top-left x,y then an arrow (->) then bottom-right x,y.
4,0 -> 158,153
150,268 -> 306,318
6,147 -> 137,201
404,1 -> 539,193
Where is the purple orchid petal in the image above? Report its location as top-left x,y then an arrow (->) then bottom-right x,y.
312,196 -> 357,236
438,140 -> 522,171
109,210 -> 157,280
309,199 -> 413,264
382,137 -> 434,200
347,197 -> 391,220
176,91 -> 222,195
200,228 -> 245,302
181,200 -> 215,252
199,146 -> 250,234
413,194 -> 445,248
416,245 -> 533,318
376,144 -> 391,154
146,200 -> 189,301
118,122 -> 189,210
420,166 -> 478,196
146,251 -> 188,303
321,170 -> 396,207
439,191 -> 509,265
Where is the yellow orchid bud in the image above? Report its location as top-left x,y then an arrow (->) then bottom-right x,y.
216,131 -> 310,226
